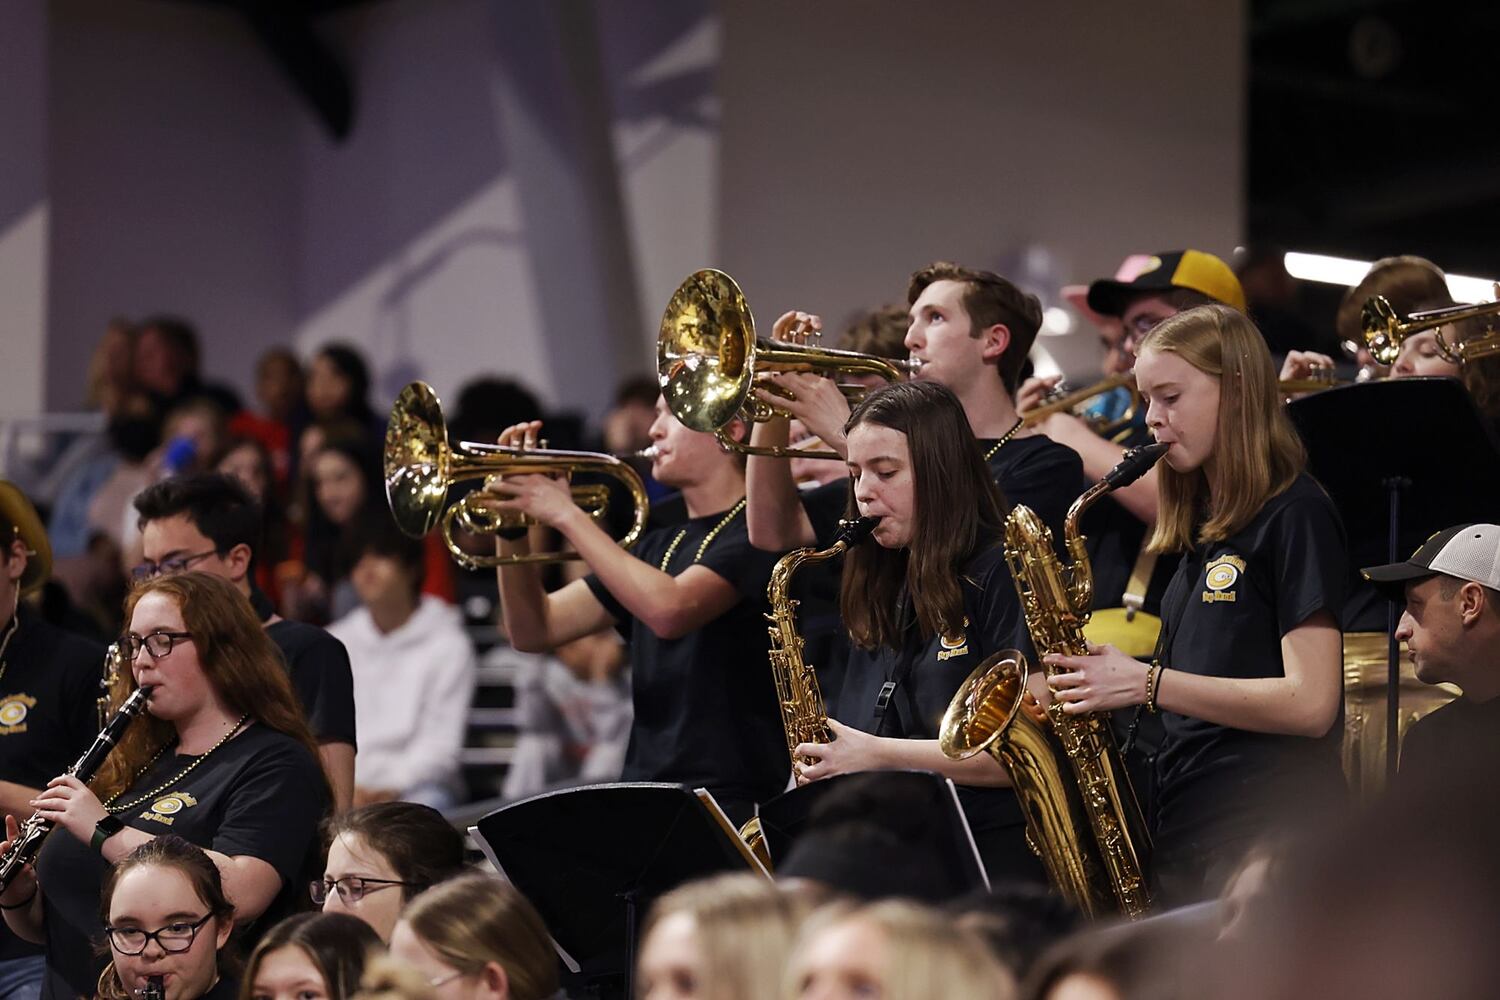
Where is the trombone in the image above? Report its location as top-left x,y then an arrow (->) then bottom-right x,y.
1362,294 -> 1500,367
658,269 -> 916,459
384,382 -> 649,570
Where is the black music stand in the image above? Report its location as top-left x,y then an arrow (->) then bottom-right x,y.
755,770 -> 990,900
1288,377 -> 1500,782
470,782 -> 764,1000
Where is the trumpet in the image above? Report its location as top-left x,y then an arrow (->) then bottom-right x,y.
1022,372 -> 1138,437
1362,294 -> 1500,367
0,683 -> 153,892
658,269 -> 915,459
1026,370 -> 1344,433
384,381 -> 649,570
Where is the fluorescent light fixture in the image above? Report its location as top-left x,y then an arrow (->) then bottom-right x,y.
1284,251 -> 1496,304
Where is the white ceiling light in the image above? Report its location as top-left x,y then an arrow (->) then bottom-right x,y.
1284,251 -> 1496,304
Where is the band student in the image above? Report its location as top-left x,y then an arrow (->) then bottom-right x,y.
792,380 -> 1042,883
0,572 -> 329,1000
487,398 -> 787,826
1018,249 -> 1246,617
745,262 -> 1082,556
0,482 -> 105,1000
132,474 -> 357,810
1042,304 -> 1348,905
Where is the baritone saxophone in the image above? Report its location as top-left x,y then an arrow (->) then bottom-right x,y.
941,443 -> 1167,917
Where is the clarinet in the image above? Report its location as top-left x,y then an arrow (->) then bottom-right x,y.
0,683 -> 154,892
140,976 -> 165,1000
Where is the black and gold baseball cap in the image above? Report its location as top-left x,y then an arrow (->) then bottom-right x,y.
0,480 -> 52,595
1086,249 -> 1247,318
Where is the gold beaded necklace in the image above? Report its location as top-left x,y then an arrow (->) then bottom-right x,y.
983,417 -> 1025,461
104,714 -> 251,814
658,498 -> 748,572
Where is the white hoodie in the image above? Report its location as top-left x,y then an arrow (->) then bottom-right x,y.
328,595 -> 476,799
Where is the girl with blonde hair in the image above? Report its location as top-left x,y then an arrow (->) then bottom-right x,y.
637,873 -> 805,1000
785,899 -> 1014,999
386,873 -> 558,1000
1043,304 -> 1349,906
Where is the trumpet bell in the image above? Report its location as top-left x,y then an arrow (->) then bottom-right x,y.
385,381 -> 451,538
1361,294 -> 1402,367
659,268 -> 755,433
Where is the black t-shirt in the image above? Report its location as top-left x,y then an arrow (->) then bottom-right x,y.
0,608 -> 104,961
982,434 -> 1085,545
250,588 -> 357,748
1399,695 -> 1500,787
1153,474 -> 1349,848
801,435 -> 1084,548
36,725 -> 329,1000
583,504 -> 788,814
831,545 -> 1040,880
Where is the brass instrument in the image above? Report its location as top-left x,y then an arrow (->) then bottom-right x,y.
384,381 -> 649,570
1362,294 -> 1500,367
97,642 -> 124,729
1022,372 -> 1138,436
658,269 -> 915,459
737,515 -> 880,869
1026,372 -> 1340,436
0,683 -> 153,892
941,443 -> 1168,917
766,516 -> 879,764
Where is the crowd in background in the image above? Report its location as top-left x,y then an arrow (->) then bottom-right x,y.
10,317 -> 649,808
4,251 -> 1500,1000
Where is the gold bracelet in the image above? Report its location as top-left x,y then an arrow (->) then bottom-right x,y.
1144,663 -> 1158,711
1148,664 -> 1164,714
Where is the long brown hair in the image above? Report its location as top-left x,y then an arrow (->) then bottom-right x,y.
96,836 -> 240,1000
1140,305 -> 1306,552
399,873 -> 559,1000
94,572 -> 325,802
839,381 -> 1007,650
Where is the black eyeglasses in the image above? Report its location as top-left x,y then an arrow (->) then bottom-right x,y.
117,631 -> 195,661
310,876 -> 417,905
130,550 -> 219,582
105,913 -> 213,955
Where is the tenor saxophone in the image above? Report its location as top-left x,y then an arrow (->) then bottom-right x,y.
940,443 -> 1167,917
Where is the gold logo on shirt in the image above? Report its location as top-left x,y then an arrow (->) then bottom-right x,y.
937,616 -> 970,661
140,791 -> 199,826
1202,554 -> 1245,603
0,694 -> 37,734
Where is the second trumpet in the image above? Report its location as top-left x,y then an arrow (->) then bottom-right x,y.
384,381 -> 649,570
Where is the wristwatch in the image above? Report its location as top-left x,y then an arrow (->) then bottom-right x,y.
91,815 -> 125,854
